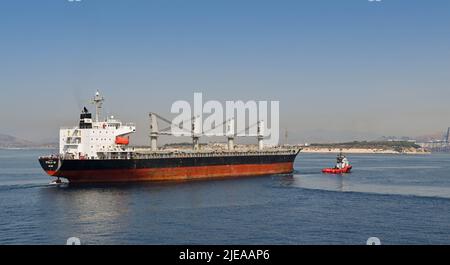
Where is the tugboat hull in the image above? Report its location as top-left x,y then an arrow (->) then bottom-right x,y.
322,165 -> 352,174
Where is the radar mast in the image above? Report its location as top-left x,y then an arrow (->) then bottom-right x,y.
91,90 -> 104,122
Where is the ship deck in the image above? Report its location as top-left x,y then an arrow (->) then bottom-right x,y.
40,148 -> 301,160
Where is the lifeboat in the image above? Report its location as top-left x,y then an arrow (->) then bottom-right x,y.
115,136 -> 129,145
322,165 -> 352,174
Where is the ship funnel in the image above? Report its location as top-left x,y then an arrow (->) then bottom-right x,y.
149,113 -> 158,151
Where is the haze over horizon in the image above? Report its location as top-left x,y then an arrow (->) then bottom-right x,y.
1,0 -> 449,145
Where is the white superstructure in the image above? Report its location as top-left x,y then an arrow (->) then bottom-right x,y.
59,91 -> 136,159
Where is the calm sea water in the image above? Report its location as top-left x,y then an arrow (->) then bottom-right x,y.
0,149 -> 449,245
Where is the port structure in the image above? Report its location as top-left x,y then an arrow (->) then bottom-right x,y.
149,112 -> 265,151
446,127 -> 450,144
417,127 -> 450,152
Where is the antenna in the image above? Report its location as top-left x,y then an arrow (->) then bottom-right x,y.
91,90 -> 104,122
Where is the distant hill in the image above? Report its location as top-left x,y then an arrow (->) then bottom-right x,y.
310,140 -> 421,149
415,132 -> 447,143
0,133 -> 34,148
0,133 -> 56,149
304,140 -> 426,154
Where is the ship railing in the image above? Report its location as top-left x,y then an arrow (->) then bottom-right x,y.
61,154 -> 76,160
47,148 -> 300,161
39,154 -> 60,159
132,148 -> 299,159
96,151 -> 134,160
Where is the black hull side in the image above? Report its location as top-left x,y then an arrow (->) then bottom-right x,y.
38,151 -> 300,182
59,153 -> 298,171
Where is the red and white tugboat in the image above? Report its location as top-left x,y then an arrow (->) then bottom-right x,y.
322,152 -> 352,174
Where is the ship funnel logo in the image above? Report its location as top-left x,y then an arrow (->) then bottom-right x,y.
171,92 -> 280,146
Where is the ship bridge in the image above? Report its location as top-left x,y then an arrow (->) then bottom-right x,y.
59,91 -> 136,160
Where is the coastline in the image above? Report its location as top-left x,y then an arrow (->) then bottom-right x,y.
0,146 -> 57,150
301,147 -> 430,155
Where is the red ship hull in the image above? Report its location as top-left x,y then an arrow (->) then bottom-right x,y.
46,162 -> 293,183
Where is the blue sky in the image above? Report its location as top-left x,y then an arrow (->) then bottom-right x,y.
1,0 -> 449,144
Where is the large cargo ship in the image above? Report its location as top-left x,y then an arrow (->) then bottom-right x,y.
39,92 -> 300,183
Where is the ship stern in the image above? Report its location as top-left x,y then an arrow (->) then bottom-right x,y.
38,156 -> 60,176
